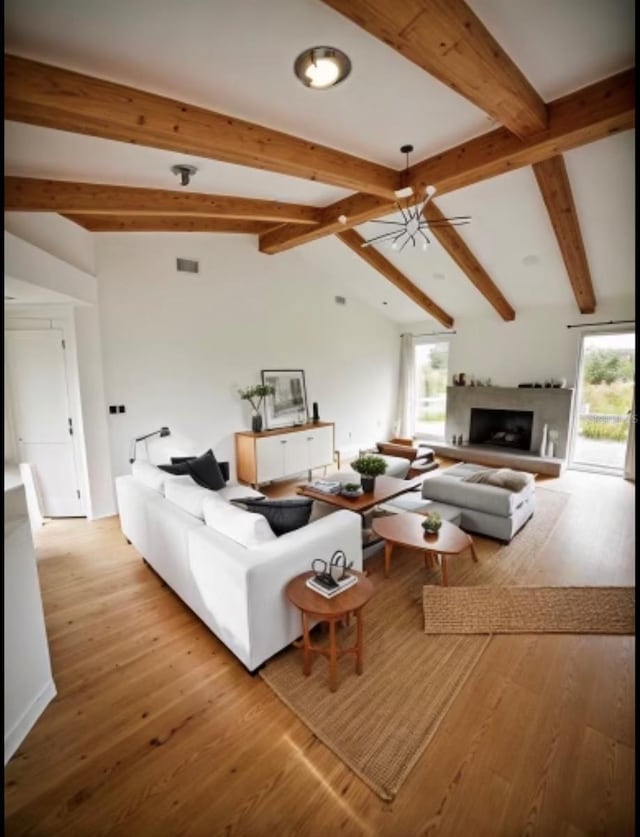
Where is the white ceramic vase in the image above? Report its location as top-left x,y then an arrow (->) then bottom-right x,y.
539,423 -> 548,457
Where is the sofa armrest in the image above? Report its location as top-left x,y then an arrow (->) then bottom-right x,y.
422,476 -> 532,517
188,510 -> 362,670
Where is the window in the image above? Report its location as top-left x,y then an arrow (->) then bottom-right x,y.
413,340 -> 449,439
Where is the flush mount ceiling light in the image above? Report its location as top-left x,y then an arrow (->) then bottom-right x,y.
294,46 -> 351,89
346,145 -> 471,253
171,164 -> 198,187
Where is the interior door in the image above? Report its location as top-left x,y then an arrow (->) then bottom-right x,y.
5,329 -> 83,517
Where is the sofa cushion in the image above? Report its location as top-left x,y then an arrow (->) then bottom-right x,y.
185,450 -> 226,491
231,497 -> 313,536
158,460 -> 192,475
203,495 -> 276,547
216,485 -> 266,502
164,479 -> 212,520
131,461 -> 168,493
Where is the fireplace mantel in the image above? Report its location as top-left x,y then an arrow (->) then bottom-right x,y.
444,386 -> 575,461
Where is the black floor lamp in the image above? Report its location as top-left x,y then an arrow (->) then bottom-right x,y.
129,427 -> 171,463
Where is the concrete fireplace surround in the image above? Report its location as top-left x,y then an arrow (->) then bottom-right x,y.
433,386 -> 575,476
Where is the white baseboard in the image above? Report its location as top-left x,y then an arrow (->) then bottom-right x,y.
4,678 -> 57,765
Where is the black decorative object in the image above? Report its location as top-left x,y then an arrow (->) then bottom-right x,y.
252,414 -> 263,433
311,550 -> 352,589
312,401 -> 320,423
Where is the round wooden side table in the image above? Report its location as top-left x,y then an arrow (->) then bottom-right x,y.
285,570 -> 374,692
372,512 -> 478,585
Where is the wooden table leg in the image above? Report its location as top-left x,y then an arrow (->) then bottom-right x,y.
355,609 -> 364,675
440,554 -> 449,586
301,612 -> 312,676
469,538 -> 479,562
384,541 -> 393,578
328,619 -> 338,692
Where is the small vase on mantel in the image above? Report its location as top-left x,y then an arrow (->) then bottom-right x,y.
539,423 -> 548,457
251,413 -> 263,433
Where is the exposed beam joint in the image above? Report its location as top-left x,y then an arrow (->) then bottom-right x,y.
337,229 -> 454,327
532,155 -> 596,314
321,0 -> 548,138
260,70 -> 634,254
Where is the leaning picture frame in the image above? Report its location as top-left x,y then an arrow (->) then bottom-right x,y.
261,369 -> 308,429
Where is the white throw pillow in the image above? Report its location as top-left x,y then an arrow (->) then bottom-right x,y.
164,479 -> 212,520
202,494 -> 276,548
131,461 -> 167,493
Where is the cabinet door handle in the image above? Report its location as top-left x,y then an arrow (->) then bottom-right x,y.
280,440 -> 287,444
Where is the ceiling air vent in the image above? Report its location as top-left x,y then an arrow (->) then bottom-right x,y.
334,295 -> 347,305
176,257 -> 199,274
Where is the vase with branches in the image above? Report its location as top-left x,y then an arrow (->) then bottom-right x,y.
238,384 -> 275,432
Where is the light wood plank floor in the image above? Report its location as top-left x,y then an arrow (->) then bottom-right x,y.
4,463 -> 635,836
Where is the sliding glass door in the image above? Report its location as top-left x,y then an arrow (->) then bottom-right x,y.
413,340 -> 450,440
568,330 -> 635,474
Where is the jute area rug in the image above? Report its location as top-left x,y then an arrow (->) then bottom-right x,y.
260,486 -> 569,801
423,585 -> 635,634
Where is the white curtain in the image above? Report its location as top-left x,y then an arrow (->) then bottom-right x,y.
624,389 -> 635,481
395,333 -> 416,439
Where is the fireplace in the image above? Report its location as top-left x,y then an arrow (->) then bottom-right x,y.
469,408 -> 534,452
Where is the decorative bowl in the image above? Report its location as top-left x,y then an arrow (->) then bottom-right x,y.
341,484 -> 363,498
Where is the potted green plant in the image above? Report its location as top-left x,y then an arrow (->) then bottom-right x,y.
350,454 -> 387,493
238,384 -> 275,432
421,511 -> 442,534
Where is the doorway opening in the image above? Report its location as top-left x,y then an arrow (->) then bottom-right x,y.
568,330 -> 635,475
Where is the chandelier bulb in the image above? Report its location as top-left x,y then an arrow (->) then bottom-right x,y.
391,240 -> 401,251
338,215 -> 347,225
425,185 -> 437,198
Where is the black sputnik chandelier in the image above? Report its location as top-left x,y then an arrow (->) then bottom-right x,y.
346,144 -> 471,252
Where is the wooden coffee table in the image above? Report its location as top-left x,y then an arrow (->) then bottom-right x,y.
371,512 -> 478,586
296,474 -> 425,514
285,570 -> 374,692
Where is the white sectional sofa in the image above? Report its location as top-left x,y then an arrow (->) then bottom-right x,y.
115,462 -> 363,672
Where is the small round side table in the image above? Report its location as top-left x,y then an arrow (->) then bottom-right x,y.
285,570 -> 374,692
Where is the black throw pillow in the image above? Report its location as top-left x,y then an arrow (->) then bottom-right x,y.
231,497 -> 313,536
185,450 -> 226,491
158,461 -> 191,475
168,451 -> 229,483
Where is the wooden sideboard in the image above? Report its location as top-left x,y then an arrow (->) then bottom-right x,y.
235,421 -> 334,487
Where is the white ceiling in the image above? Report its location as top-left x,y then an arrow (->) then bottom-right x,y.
3,0 -> 636,324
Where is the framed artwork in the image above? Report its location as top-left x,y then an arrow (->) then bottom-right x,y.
261,369 -> 308,428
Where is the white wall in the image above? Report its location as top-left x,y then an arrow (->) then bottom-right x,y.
405,295 -> 635,388
5,212 -> 96,276
95,234 -> 401,478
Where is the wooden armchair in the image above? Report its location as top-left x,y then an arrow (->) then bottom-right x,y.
367,438 -> 439,478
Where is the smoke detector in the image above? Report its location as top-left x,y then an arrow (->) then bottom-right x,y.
171,164 -> 198,187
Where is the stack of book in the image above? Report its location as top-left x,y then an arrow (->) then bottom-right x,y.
306,573 -> 358,598
309,479 -> 341,495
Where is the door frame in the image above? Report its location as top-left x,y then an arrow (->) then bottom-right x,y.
5,306 -> 88,516
567,326 -> 635,475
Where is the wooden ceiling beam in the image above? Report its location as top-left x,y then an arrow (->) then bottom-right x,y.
260,70 -> 634,255
321,0 -> 548,139
4,54 -> 399,199
5,176 -> 322,225
337,229 -> 454,327
407,69 -> 634,198
422,203 -> 515,321
63,215 -> 272,233
532,155 -> 596,314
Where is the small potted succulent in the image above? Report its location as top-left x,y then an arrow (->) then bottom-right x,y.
238,383 -> 275,432
350,454 -> 387,493
422,511 -> 442,535
341,481 -> 363,498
